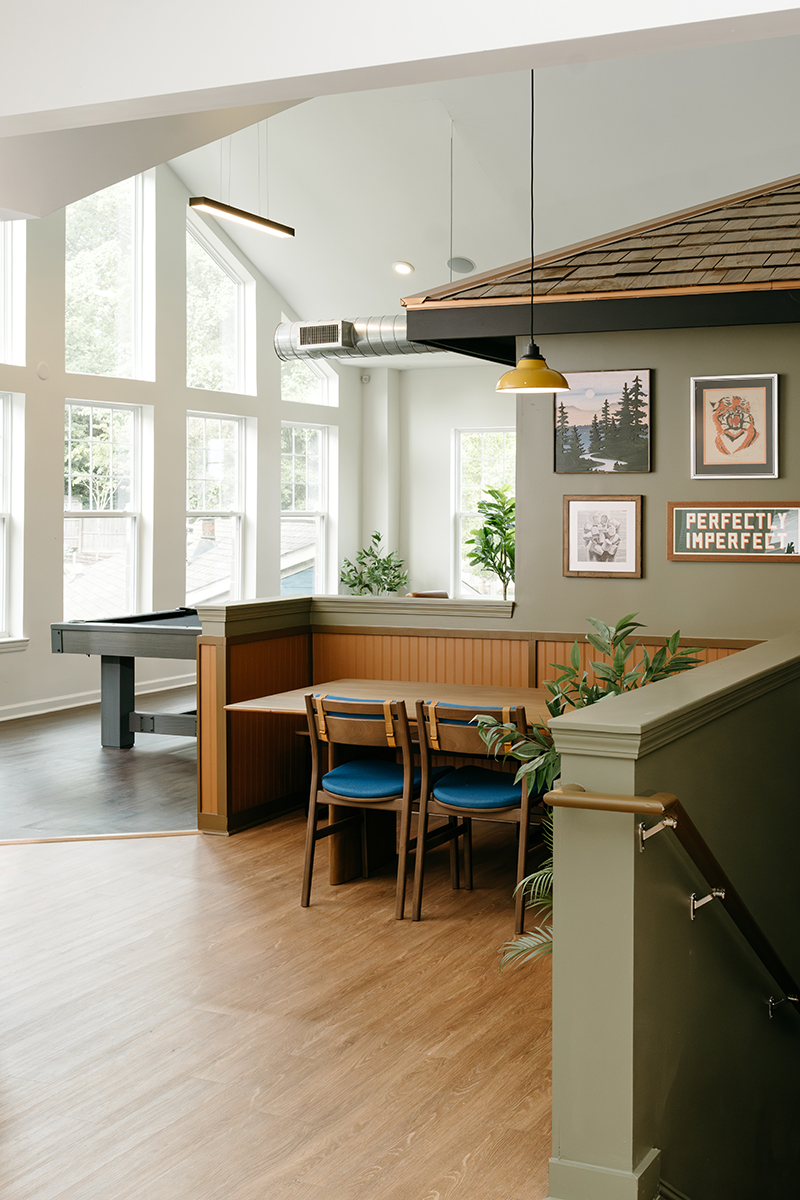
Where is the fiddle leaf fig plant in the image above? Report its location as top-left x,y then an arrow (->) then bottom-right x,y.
340,532 -> 409,596
475,613 -> 703,967
464,486 -> 515,600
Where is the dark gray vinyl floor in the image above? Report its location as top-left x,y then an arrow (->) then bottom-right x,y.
0,687 -> 197,838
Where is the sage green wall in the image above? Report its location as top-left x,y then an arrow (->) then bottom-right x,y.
516,323 -> 800,642
551,641 -> 800,1199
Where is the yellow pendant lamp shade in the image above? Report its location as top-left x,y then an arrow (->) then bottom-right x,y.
496,340 -> 570,393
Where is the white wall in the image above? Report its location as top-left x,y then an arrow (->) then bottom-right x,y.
0,163 -> 362,721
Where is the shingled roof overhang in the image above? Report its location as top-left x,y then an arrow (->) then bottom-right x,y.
402,174 -> 800,366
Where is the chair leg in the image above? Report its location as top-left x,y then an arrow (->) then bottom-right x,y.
411,798 -> 430,921
448,816 -> 460,890
395,801 -> 413,921
360,808 -> 370,878
514,813 -> 531,936
463,817 -> 473,890
301,791 -> 320,908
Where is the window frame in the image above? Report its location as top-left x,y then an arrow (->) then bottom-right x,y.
452,426 -> 516,600
0,221 -> 26,367
185,410 -> 246,607
63,399 -> 142,620
186,212 -> 256,396
280,421 -> 329,596
0,394 -> 11,635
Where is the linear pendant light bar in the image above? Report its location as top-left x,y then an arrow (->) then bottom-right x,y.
189,196 -> 295,238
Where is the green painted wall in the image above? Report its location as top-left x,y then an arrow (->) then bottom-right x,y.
516,323 -> 800,641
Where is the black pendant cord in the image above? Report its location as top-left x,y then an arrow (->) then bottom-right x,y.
527,67 -> 538,359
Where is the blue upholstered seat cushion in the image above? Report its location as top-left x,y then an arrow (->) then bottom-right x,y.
322,760 -> 452,800
432,765 -> 522,810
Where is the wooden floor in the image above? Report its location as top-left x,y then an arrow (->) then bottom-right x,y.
0,687 -> 197,838
0,813 -> 551,1200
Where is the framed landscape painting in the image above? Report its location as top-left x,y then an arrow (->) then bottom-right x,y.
690,374 -> 777,479
563,495 -> 642,578
555,370 -> 650,474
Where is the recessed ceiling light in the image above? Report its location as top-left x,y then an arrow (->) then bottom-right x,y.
447,256 -> 475,274
393,261 -> 415,275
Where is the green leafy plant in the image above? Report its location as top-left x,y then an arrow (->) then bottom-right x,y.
340,532 -> 409,596
476,613 -> 703,967
464,486 -> 515,600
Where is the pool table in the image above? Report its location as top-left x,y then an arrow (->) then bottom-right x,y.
50,607 -> 201,748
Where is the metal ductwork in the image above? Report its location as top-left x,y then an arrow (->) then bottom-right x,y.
274,314 -> 436,362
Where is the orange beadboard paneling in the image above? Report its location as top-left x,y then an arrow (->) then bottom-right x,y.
229,633 -> 311,703
312,633 -> 529,688
198,642 -> 219,816
229,713 -> 308,814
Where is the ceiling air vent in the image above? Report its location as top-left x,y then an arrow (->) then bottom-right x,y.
296,320 -> 355,349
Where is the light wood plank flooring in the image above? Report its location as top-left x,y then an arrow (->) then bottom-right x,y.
1,814 -> 551,1200
0,687 -> 197,838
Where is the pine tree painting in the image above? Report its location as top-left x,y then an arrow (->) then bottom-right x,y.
554,370 -> 651,473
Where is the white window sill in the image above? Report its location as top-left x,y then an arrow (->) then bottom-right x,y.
0,637 -> 29,653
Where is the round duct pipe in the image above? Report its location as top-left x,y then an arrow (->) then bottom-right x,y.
273,314 -> 435,361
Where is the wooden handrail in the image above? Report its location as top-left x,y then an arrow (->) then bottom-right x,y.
544,785 -> 800,1018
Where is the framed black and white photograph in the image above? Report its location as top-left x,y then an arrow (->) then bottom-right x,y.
563,495 -> 642,578
690,374 -> 778,479
555,370 -> 650,474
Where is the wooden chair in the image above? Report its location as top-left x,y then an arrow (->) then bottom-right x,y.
412,701 -> 543,933
302,693 -> 453,919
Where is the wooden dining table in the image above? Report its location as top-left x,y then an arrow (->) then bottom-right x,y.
225,678 -> 550,885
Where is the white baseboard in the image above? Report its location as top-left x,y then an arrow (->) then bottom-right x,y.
0,672 -> 197,724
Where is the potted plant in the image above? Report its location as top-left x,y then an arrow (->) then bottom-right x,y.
476,613 -> 702,966
340,532 -> 409,596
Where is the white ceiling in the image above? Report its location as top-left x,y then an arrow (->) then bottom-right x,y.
169,72 -> 533,320
169,32 -> 800,327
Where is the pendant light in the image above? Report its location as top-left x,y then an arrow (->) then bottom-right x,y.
496,70 -> 569,393
189,126 -> 295,239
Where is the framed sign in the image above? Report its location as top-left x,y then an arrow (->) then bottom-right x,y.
555,370 -> 651,474
668,501 -> 800,562
690,374 -> 777,479
563,495 -> 642,578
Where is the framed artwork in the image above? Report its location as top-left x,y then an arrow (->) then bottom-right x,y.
555,370 -> 650,474
690,374 -> 777,479
667,501 -> 800,563
563,495 -> 642,578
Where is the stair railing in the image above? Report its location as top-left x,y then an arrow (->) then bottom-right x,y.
544,784 -> 800,1019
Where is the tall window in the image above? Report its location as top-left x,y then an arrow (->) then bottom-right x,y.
0,222 -> 25,366
186,221 -> 254,394
455,429 -> 516,598
65,172 -> 155,379
280,424 -> 326,595
281,358 -> 337,407
64,403 -> 139,620
0,394 -> 10,634
186,413 -> 244,606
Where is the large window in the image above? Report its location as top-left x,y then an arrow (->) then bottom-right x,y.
64,402 -> 139,620
186,413 -> 244,606
280,424 -> 327,595
65,172 -> 155,379
186,220 -> 254,394
280,358 -> 337,407
0,222 -> 25,366
455,428 -> 516,598
0,394 -> 10,634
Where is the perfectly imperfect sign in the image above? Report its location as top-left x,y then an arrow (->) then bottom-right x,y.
668,502 -> 800,562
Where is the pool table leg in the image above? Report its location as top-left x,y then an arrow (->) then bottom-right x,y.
100,655 -> 135,749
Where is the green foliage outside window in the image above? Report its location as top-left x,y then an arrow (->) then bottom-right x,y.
65,179 -> 135,378
186,229 -> 239,393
